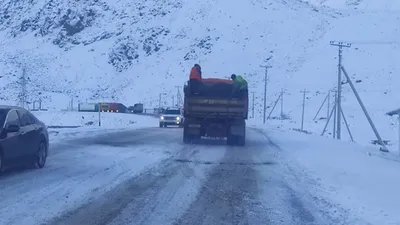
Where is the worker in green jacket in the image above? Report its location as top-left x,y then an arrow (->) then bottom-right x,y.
231,74 -> 248,97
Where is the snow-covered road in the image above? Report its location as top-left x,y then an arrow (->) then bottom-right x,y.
0,126 -> 365,225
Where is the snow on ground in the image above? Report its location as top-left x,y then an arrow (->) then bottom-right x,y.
244,0 -> 400,148
0,128 -> 177,225
1,0 -> 399,148
251,124 -> 400,225
31,110 -> 158,142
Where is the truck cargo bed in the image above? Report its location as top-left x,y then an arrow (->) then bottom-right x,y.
184,79 -> 241,98
184,96 -> 248,119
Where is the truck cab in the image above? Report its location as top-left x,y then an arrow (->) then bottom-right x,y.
159,107 -> 184,128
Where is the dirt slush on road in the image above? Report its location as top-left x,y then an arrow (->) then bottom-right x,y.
44,77 -> 349,225
42,126 -> 349,225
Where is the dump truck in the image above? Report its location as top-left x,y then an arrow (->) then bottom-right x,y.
183,78 -> 248,146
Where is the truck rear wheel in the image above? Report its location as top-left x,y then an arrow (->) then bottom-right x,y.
183,129 -> 191,144
183,127 -> 197,143
227,121 -> 246,146
227,138 -> 235,145
183,119 -> 191,144
227,134 -> 245,146
236,134 -> 245,146
227,132 -> 235,145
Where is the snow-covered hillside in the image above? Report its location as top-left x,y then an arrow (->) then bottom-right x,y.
0,0 -> 336,106
261,0 -> 400,148
0,0 -> 399,147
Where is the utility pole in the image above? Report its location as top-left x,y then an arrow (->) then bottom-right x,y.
280,88 -> 284,119
333,90 -> 337,138
158,93 -> 161,109
175,86 -> 182,106
172,95 -> 175,107
327,90 -> 330,119
98,102 -> 101,127
267,93 -> 282,120
330,41 -> 351,140
251,91 -> 255,118
300,89 -> 309,131
341,66 -> 388,152
260,65 -> 272,124
313,90 -> 330,120
20,67 -> 27,108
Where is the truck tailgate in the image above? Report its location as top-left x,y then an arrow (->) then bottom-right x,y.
185,97 -> 247,117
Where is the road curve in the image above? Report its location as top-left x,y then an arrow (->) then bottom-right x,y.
44,127 -> 339,225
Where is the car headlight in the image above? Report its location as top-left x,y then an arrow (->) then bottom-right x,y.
160,116 -> 164,120
176,117 -> 180,120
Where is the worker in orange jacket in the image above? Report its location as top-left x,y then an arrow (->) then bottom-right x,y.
189,64 -> 202,95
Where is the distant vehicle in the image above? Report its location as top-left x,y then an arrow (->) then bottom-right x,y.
99,102 -> 127,113
159,107 -> 184,128
128,103 -> 143,113
183,78 -> 248,146
78,103 -> 99,112
0,106 -> 49,172
153,107 -> 165,114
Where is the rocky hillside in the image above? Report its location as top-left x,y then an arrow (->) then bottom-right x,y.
0,0 -> 338,108
1,0 -> 400,146
0,0 -> 186,105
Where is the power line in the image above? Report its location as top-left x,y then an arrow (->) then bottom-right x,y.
346,41 -> 400,45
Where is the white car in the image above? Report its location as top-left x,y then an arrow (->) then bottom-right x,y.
159,108 -> 184,128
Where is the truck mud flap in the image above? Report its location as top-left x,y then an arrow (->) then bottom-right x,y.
186,124 -> 201,135
230,123 -> 245,136
187,128 -> 200,135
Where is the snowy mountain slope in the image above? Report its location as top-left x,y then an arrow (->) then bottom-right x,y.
304,0 -> 400,10
1,0 -> 399,147
0,0 -> 336,108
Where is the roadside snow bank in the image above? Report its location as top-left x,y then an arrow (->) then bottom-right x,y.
32,111 -> 157,142
32,111 -> 155,128
251,124 -> 400,225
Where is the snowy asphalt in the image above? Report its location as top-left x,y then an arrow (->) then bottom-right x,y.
0,127 -> 345,225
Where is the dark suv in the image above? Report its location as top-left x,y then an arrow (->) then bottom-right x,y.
0,106 -> 49,172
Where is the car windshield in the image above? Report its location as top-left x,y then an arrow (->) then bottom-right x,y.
0,109 -> 7,127
164,110 -> 180,114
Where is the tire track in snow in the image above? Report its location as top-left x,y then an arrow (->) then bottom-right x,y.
46,139 -> 227,225
30,127 -> 354,225
107,143 -> 227,225
0,127 -> 178,225
175,129 -> 276,225
252,128 -> 357,225
245,128 -> 321,225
